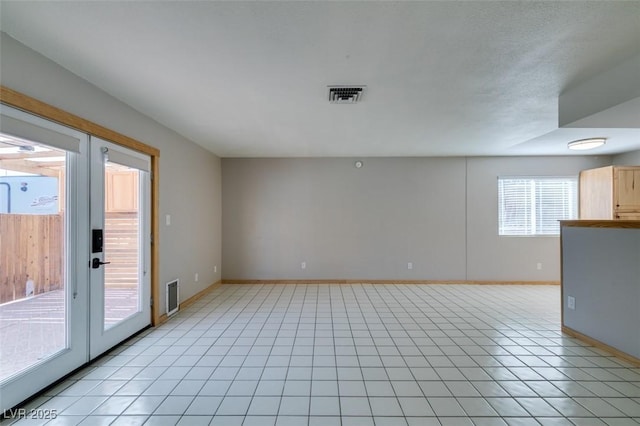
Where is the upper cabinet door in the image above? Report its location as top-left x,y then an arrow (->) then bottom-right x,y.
614,167 -> 640,212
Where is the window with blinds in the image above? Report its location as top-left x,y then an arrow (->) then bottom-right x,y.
498,177 -> 578,236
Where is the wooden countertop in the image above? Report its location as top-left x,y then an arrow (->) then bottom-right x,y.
560,220 -> 640,229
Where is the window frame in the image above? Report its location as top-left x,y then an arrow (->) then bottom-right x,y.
497,175 -> 578,237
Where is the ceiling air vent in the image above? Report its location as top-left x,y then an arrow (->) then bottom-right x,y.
328,86 -> 366,104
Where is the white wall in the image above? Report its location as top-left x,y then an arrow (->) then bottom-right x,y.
466,156 -> 610,281
223,156 -> 611,281
613,149 -> 640,165
223,158 -> 467,280
0,33 -> 222,312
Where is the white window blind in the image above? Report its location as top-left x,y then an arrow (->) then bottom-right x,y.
498,177 -> 578,236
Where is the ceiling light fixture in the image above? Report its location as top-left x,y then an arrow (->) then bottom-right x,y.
567,138 -> 607,151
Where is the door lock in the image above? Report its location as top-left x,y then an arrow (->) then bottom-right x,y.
91,258 -> 111,269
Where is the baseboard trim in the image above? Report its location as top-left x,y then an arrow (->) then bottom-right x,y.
222,279 -> 559,285
155,280 -> 222,326
181,280 -> 223,310
562,325 -> 640,367
157,313 -> 168,325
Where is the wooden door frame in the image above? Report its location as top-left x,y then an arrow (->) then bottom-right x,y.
1,86 -> 162,326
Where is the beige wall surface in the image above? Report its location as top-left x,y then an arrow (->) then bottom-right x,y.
223,156 -> 611,281
1,33 -> 222,313
223,157 -> 467,280
613,149 -> 640,165
465,156 -> 610,281
562,226 -> 640,358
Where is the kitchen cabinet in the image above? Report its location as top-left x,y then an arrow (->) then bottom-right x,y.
579,166 -> 640,219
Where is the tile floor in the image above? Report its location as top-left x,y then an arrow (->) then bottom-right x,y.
6,283 -> 640,425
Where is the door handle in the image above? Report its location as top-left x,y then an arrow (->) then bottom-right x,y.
91,258 -> 111,269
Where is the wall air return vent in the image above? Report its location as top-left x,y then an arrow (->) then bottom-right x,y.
328,86 -> 366,104
166,279 -> 179,316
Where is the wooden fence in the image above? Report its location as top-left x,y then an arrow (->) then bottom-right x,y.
104,211 -> 139,289
0,211 -> 139,305
0,214 -> 63,304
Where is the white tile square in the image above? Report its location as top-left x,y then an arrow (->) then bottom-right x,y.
184,396 -> 223,415
242,415 -> 276,426
254,380 -> 285,396
309,396 -> 340,416
418,381 -> 452,397
374,416 -> 408,426
363,381 -> 393,397
398,396 -> 435,416
111,415 -> 151,426
283,380 -> 311,396
312,367 -> 337,381
311,380 -> 338,396
275,416 -> 308,426
278,396 -> 310,415
386,368 -> 414,381
429,397 -> 466,416
456,397 -> 499,416
152,395 -> 195,415
200,380 -> 232,396
247,396 -> 281,415
170,380 -> 206,396
369,397 -> 403,416
340,396 -> 372,416
262,368 -> 289,380
92,396 -> 137,415
392,381 -> 424,397
142,380 -> 179,396
340,381 -> 368,396
174,415 -> 212,425
286,368 -> 312,381
123,396 -> 165,415
361,368 -> 388,381
215,396 -> 252,416
227,380 -> 258,396
341,416 -> 374,426
62,396 -> 109,415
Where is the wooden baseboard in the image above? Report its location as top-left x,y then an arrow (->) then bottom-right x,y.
156,313 -> 168,325
222,279 -> 559,285
154,280 -> 222,326
180,280 -> 223,310
562,325 -> 640,366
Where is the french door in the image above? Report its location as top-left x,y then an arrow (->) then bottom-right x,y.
89,138 -> 151,358
0,106 -> 151,411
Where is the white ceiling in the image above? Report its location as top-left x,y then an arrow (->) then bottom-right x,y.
1,1 -> 639,157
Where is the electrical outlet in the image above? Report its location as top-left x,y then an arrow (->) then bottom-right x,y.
195,273 -> 199,282
567,296 -> 576,310
214,265 -> 217,273
165,214 -> 171,226
407,262 -> 413,270
536,262 -> 542,270
301,261 -> 306,270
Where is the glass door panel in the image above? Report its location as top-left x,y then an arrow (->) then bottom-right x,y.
0,139 -> 67,380
89,138 -> 150,359
0,105 -> 89,412
104,162 -> 141,329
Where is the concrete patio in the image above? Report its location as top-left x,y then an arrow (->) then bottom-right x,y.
0,288 -> 138,381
